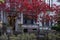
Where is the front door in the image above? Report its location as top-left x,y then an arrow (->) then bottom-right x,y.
8,15 -> 16,31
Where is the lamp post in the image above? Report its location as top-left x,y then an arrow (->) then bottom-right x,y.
7,27 -> 11,40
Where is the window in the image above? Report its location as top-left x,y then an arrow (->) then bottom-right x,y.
46,21 -> 49,26
23,15 -> 35,24
23,18 -> 34,24
42,19 -> 44,26
50,20 -> 53,26
42,19 -> 50,27
42,21 -> 44,26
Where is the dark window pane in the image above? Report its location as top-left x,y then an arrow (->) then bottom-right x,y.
42,21 -> 44,26
23,19 -> 27,24
23,18 -> 34,24
31,19 -> 33,24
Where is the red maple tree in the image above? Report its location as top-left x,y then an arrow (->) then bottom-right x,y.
0,0 -> 60,22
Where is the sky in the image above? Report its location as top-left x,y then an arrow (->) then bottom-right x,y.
45,0 -> 60,6
53,0 -> 60,5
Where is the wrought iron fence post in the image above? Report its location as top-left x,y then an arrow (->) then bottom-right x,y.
7,34 -> 10,40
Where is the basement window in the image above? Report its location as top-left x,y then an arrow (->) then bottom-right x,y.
23,29 -> 28,33
33,29 -> 37,31
58,21 -> 60,24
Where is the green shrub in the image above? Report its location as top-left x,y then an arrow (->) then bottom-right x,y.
51,24 -> 60,31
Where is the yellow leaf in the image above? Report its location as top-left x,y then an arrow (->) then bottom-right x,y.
0,0 -> 4,3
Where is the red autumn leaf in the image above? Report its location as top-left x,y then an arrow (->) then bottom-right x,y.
5,7 -> 10,12
46,15 -> 50,20
27,4 -> 33,10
